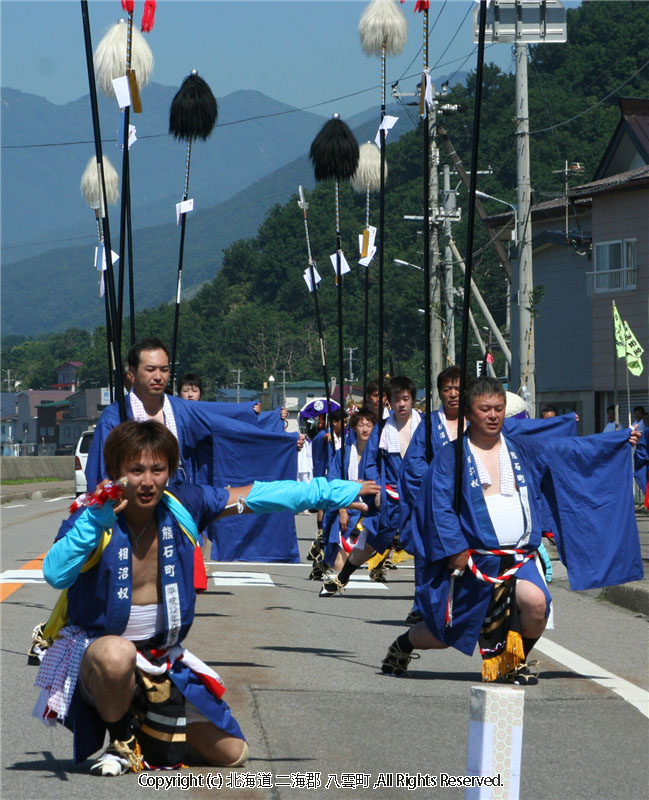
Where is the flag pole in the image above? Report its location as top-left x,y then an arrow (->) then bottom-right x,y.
612,300 -> 619,429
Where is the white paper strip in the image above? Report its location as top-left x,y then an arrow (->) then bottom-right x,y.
329,250 -> 351,277
375,115 -> 398,147
359,245 -> 377,267
303,266 -> 322,292
176,198 -> 194,224
112,76 -> 131,109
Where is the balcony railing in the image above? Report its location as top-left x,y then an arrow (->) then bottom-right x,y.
586,267 -> 637,296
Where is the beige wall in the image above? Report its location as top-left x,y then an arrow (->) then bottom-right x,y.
591,185 -> 648,393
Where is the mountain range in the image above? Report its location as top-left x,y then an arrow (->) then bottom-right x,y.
1,75 -> 464,337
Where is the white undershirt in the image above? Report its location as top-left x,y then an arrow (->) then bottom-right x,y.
484,493 -> 525,546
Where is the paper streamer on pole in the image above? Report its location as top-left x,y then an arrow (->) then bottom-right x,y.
466,685 -> 524,800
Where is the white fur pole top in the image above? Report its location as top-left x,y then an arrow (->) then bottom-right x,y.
94,20 -> 154,97
80,155 -> 119,210
359,0 -> 408,57
351,142 -> 386,193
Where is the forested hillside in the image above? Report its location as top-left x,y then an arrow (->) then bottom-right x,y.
4,1 -> 648,393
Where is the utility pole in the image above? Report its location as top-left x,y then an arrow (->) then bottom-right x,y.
279,369 -> 288,408
231,368 -> 242,404
475,0 -> 567,416
346,347 -> 357,382
515,40 -> 536,414
442,164 -> 458,363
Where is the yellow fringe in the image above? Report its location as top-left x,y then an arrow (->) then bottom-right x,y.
367,549 -> 391,572
391,549 -> 414,565
481,630 -> 525,682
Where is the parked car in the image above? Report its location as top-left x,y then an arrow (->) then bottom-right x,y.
74,428 -> 95,496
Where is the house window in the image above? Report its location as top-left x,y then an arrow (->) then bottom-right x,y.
590,239 -> 637,293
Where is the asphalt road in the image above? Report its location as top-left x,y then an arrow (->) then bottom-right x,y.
1,495 -> 648,800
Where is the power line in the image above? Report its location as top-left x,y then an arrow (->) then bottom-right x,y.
529,57 -> 649,135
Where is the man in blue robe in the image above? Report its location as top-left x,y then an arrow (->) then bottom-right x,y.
319,376 -> 420,596
381,376 -> 642,683
86,338 -> 298,562
34,420 -> 377,775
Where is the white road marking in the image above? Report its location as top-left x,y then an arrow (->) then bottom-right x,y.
537,638 -> 649,719
212,571 -> 276,587
2,504 -> 27,509
0,569 -> 45,584
344,574 -> 389,591
44,496 -> 75,503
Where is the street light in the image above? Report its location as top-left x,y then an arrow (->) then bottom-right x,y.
394,258 -> 423,272
475,190 -> 518,244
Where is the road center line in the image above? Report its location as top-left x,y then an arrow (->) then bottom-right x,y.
537,637 -> 649,719
0,552 -> 47,602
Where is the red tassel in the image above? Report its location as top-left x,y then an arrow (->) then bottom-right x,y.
644,480 -> 649,510
121,0 -> 134,12
415,0 -> 430,12
141,0 -> 156,32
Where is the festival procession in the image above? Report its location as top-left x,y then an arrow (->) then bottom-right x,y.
1,0 -> 648,798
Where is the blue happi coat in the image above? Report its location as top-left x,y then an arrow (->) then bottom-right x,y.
86,395 -> 298,562
48,483 -> 243,763
413,428 -> 642,655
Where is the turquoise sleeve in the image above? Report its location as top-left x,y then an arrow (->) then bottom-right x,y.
244,477 -> 362,515
43,503 -> 117,590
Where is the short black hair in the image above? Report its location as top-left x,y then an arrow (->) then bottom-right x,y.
465,376 -> 506,410
104,420 -> 179,480
178,372 -> 203,396
351,408 -> 377,428
607,405 -> 616,413
127,337 -> 170,370
634,405 -> 646,415
331,408 -> 347,423
437,365 -> 462,394
389,375 -> 416,402
541,404 -> 558,415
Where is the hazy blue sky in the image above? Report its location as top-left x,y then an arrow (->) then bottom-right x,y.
0,0 -> 561,119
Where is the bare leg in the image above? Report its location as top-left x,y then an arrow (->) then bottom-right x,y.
407,621 -> 449,651
80,636 -> 137,723
186,723 -> 248,766
516,579 -> 548,640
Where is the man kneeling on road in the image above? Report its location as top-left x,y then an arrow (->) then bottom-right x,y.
381,377 -> 641,684
33,420 -> 377,775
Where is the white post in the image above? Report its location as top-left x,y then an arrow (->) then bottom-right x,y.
465,684 -> 525,800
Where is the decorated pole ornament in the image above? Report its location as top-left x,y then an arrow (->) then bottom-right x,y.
95,16 -> 154,346
169,70 -> 218,391
351,142 -> 385,399
359,0 -> 407,460
297,185 -> 335,435
80,0 -> 126,419
310,114 -> 359,471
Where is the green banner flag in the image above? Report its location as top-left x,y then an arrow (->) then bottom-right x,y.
612,304 -> 626,359
623,320 -> 644,376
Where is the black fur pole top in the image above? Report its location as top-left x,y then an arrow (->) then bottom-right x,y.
169,70 -> 218,142
310,114 -> 360,182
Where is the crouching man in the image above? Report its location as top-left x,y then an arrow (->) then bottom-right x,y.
33,420 -> 377,775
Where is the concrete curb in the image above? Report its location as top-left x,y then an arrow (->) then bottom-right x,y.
601,582 -> 649,617
1,482 -> 75,503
